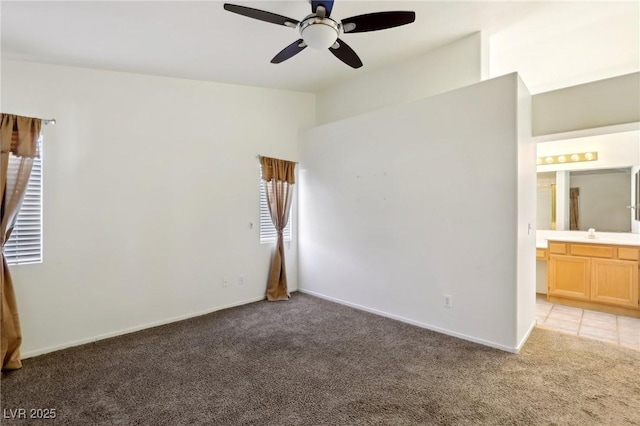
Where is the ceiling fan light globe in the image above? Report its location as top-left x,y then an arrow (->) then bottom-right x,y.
301,22 -> 339,50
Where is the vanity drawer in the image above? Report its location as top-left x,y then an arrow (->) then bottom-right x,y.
536,249 -> 547,259
570,244 -> 613,258
618,247 -> 640,261
549,243 -> 567,254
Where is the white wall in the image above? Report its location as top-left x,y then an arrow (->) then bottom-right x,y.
489,2 -> 639,94
299,74 -> 535,352
315,32 -> 485,125
516,77 -> 536,348
2,60 -> 315,357
554,171 -> 571,230
537,131 -> 640,173
532,72 -> 640,137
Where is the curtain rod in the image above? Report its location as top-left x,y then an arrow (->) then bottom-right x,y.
0,114 -> 56,125
256,155 -> 298,164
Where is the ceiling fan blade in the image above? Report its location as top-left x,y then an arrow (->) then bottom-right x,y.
328,38 -> 363,69
223,3 -> 299,27
341,11 -> 415,33
311,0 -> 334,17
271,39 -> 307,64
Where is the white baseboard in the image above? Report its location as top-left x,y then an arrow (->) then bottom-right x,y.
21,295 -> 266,359
299,288 -> 520,353
514,320 -> 537,354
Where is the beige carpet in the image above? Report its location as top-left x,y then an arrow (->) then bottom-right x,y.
2,292 -> 639,425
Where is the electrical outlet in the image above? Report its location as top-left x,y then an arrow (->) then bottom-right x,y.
444,294 -> 453,308
222,277 -> 229,288
238,276 -> 245,286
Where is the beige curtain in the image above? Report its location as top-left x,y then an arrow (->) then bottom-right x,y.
1,113 -> 41,371
570,187 -> 580,231
260,156 -> 296,301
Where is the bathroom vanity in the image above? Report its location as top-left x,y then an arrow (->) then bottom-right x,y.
538,231 -> 640,318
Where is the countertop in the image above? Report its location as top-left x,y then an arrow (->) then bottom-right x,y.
536,230 -> 640,249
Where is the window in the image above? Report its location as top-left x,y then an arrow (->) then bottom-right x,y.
260,180 -> 291,243
5,137 -> 43,265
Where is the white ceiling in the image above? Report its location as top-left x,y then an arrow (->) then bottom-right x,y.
1,1 -> 638,94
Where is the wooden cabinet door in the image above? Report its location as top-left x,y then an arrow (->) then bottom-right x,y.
549,255 -> 591,300
591,259 -> 639,308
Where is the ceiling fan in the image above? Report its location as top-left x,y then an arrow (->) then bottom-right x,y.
223,0 -> 416,68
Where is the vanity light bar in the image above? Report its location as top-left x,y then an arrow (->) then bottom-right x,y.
536,152 -> 598,165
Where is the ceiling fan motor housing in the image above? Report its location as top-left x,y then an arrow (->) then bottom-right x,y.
300,16 -> 340,49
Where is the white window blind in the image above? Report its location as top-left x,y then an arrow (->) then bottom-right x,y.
4,138 -> 43,265
260,180 -> 291,244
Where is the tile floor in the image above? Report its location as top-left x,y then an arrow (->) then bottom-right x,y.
536,296 -> 640,351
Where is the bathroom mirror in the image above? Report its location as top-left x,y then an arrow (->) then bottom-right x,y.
636,170 -> 640,221
537,172 -> 556,230
537,167 -> 633,232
